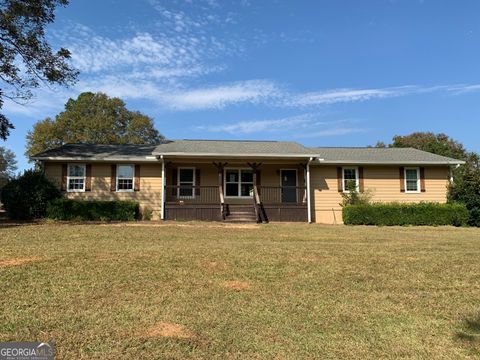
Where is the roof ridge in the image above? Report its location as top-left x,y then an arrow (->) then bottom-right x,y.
178,139 -> 284,143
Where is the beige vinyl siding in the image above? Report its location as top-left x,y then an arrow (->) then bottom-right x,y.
44,162 -> 163,220
310,165 -> 450,224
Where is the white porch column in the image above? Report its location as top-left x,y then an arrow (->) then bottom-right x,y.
161,155 -> 165,220
306,157 -> 312,223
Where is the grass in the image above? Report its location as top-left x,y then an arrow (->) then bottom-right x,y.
0,222 -> 480,359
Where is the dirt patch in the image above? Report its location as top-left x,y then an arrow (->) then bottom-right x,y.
221,280 -> 251,291
0,256 -> 40,268
145,322 -> 194,339
200,260 -> 228,273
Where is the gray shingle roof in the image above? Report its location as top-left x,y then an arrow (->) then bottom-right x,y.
311,147 -> 465,165
152,140 -> 315,157
31,143 -> 158,161
30,141 -> 465,165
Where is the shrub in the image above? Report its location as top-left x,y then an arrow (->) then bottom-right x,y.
448,167 -> 480,227
340,180 -> 373,207
0,170 -> 61,220
343,202 -> 469,226
47,199 -> 140,221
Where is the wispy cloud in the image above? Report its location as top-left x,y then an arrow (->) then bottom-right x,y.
289,86 -> 413,107
162,80 -> 282,110
197,113 -> 364,138
197,113 -> 316,134
296,127 -> 367,138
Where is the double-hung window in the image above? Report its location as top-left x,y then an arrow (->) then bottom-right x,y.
225,169 -> 253,197
67,164 -> 86,192
404,167 -> 420,193
178,168 -> 195,198
117,164 -> 134,191
342,167 -> 359,192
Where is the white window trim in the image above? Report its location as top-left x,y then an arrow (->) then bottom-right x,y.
224,167 -> 254,199
67,163 -> 86,193
404,167 -> 421,193
342,166 -> 359,193
280,169 -> 298,203
177,167 -> 196,199
116,164 -> 135,192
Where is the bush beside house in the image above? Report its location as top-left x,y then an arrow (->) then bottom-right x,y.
448,167 -> 480,227
47,199 -> 140,221
343,202 -> 469,226
0,170 -> 61,220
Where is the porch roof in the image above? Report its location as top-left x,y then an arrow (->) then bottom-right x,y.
153,140 -> 316,158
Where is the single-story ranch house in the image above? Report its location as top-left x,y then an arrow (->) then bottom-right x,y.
31,140 -> 465,224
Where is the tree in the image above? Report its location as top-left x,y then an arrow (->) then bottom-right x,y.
448,166 -> 480,227
0,0 -> 78,140
374,132 -> 479,167
1,169 -> 61,219
26,92 -> 165,156
0,145 -> 16,187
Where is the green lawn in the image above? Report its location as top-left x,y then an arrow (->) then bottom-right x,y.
1,222 -> 480,359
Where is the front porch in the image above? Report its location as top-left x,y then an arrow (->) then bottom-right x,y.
162,160 -> 309,222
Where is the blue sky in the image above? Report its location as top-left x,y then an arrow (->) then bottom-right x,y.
3,0 -> 480,171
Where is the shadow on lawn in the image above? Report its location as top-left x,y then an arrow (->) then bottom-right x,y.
456,314 -> 480,350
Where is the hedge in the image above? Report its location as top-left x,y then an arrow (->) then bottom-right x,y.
47,199 -> 140,221
343,202 -> 469,226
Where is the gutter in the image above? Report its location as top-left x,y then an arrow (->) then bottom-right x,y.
315,159 -> 465,166
151,152 -> 318,159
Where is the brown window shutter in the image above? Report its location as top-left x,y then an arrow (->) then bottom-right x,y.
358,167 -> 364,193
195,169 -> 201,196
256,170 -> 261,195
420,167 -> 426,192
61,164 -> 67,191
134,165 -> 141,191
110,164 -> 117,191
171,168 -> 177,196
337,167 -> 343,192
399,167 -> 405,192
85,164 -> 92,191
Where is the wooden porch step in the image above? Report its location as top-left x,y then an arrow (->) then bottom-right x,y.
225,205 -> 257,223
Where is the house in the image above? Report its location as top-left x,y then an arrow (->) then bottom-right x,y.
31,140 -> 465,223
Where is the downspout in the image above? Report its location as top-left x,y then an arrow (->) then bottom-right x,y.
449,164 -> 460,184
306,157 -> 313,223
161,155 -> 165,220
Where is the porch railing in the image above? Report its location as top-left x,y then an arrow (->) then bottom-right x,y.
165,185 -> 307,205
258,186 -> 307,204
165,185 -> 220,204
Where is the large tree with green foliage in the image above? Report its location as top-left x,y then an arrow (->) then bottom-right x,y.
374,132 -> 478,167
26,92 -> 165,156
0,0 -> 78,140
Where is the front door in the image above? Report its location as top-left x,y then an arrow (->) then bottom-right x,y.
281,170 -> 297,203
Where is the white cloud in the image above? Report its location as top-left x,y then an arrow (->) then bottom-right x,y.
296,127 -> 367,138
289,87 -> 412,107
198,113 -> 315,134
161,80 -> 283,110
196,113 -> 363,138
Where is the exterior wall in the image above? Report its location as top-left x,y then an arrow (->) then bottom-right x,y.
44,162 -> 163,220
310,165 -> 450,224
